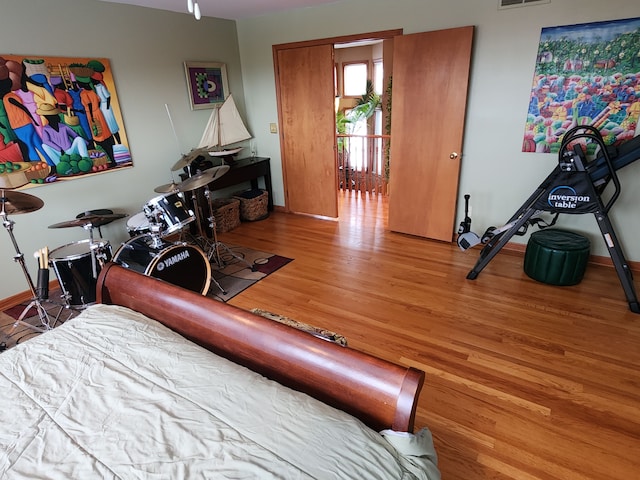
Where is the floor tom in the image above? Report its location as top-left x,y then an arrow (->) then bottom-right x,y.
49,239 -> 112,307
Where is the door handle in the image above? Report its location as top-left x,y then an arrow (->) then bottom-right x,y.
449,152 -> 459,160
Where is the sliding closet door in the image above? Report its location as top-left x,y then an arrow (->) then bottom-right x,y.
389,26 -> 474,241
275,44 -> 338,217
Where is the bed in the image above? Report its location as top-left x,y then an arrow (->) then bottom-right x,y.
0,263 -> 440,479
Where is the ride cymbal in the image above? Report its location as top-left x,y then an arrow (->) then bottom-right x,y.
0,190 -> 44,215
171,147 -> 209,171
49,213 -> 127,229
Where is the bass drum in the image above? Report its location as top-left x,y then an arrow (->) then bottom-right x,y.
112,235 -> 211,295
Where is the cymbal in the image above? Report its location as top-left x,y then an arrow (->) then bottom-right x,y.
210,165 -> 230,182
177,170 -> 217,192
0,190 -> 44,215
154,182 -> 179,193
171,147 -> 209,171
177,165 -> 230,192
49,213 -> 127,229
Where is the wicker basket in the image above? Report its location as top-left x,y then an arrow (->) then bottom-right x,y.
233,189 -> 269,222
212,198 -> 241,233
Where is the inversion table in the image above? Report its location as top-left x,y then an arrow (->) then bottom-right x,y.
466,125 -> 640,313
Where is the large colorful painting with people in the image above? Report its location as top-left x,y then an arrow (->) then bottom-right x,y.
0,55 -> 131,189
524,17 -> 640,153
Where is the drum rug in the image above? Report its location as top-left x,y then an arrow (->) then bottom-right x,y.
208,244 -> 293,302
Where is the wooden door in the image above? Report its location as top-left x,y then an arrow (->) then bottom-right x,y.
275,44 -> 338,217
388,26 -> 474,241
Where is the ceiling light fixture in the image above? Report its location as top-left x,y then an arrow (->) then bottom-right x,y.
194,1 -> 201,20
187,0 -> 193,14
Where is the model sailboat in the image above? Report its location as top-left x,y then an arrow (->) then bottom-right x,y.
198,94 -> 251,159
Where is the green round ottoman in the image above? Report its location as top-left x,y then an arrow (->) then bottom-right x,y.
524,229 -> 590,286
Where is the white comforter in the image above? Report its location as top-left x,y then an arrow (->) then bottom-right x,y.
0,304 -> 440,479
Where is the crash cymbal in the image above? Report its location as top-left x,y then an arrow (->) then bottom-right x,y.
48,213 -> 127,229
0,190 -> 44,215
171,147 -> 209,171
154,182 -> 179,194
177,170 -> 217,192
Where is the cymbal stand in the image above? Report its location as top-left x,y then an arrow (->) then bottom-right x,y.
186,188 -> 227,295
1,209 -> 63,334
202,185 -> 253,271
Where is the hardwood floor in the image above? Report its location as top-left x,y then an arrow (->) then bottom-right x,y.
220,190 -> 640,480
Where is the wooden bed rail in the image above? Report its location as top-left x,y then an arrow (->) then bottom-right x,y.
96,263 -> 425,432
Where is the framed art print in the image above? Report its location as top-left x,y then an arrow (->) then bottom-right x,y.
0,54 -> 132,190
184,61 -> 229,110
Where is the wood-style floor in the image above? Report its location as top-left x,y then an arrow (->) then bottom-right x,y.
220,190 -> 640,480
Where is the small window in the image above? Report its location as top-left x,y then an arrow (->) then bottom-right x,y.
343,62 -> 368,97
373,60 -> 383,95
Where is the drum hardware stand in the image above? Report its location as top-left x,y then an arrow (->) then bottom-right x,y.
201,185 -> 253,271
1,205 -> 64,334
177,187 -> 225,295
82,223 -> 104,280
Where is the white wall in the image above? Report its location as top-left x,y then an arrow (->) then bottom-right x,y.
236,0 -> 640,263
0,0 -> 246,299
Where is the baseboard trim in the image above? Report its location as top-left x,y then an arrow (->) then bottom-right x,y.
501,242 -> 640,272
0,281 -> 60,311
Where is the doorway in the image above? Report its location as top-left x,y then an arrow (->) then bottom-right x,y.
273,26 -> 474,243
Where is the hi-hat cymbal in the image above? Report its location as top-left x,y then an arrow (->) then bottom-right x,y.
48,213 -> 127,229
154,182 -> 179,193
177,165 -> 230,192
0,190 -> 44,215
171,147 -> 209,171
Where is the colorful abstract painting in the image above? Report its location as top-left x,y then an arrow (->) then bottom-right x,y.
524,17 -> 640,153
0,55 -> 131,189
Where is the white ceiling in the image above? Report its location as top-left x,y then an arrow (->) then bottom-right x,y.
98,0 -> 342,20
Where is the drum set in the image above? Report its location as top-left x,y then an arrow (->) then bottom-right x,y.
1,150 -> 252,333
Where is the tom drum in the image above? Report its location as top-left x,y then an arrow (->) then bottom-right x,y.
143,192 -> 194,237
112,234 -> 211,295
126,211 -> 151,237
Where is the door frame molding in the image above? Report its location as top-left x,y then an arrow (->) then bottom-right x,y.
272,29 -> 403,213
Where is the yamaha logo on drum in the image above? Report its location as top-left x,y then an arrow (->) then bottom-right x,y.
157,249 -> 191,271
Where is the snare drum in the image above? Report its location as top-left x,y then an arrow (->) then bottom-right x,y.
143,192 -> 194,237
112,234 -> 211,295
126,211 -> 151,237
49,239 -> 112,307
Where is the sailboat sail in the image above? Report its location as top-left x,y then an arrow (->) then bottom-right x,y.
198,94 -> 251,152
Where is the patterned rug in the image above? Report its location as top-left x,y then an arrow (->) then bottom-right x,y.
209,245 -> 292,302
1,245 -> 292,351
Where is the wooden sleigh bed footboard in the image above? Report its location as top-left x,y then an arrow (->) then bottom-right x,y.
96,263 -> 425,432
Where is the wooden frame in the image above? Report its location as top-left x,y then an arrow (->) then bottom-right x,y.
183,61 -> 229,110
96,263 -> 425,432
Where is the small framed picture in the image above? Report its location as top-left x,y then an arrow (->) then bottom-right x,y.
184,61 -> 229,110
